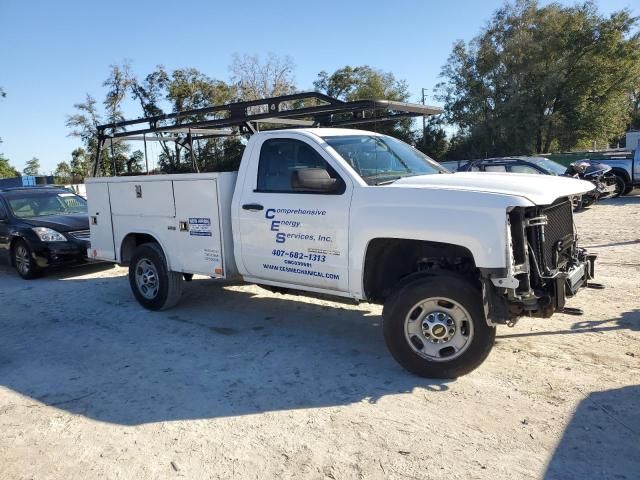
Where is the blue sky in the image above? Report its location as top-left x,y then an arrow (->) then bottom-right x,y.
0,0 -> 637,173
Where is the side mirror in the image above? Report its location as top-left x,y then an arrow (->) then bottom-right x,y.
292,168 -> 340,193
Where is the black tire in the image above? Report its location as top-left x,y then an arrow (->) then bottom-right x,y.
383,274 -> 496,379
623,185 -> 634,196
581,195 -> 595,208
12,239 -> 43,280
128,242 -> 183,310
611,175 -> 625,198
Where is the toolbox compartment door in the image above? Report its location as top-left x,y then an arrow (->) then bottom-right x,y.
109,180 -> 175,217
86,182 -> 116,261
172,179 -> 225,277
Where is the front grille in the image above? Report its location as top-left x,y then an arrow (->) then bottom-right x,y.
68,229 -> 90,241
530,200 -> 574,275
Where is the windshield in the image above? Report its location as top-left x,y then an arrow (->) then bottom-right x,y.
530,158 -> 567,176
6,191 -> 87,218
322,134 -> 448,185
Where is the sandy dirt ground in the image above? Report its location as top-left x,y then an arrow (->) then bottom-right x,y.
1,193 -> 639,480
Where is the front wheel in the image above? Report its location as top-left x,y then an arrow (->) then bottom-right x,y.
12,240 -> 43,280
610,175 -> 626,198
128,243 -> 183,310
383,274 -> 496,378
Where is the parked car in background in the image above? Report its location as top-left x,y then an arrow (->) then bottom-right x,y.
564,160 -> 624,206
0,186 -> 90,279
457,156 -> 568,175
594,144 -> 639,195
438,160 -> 468,171
456,156 -> 625,207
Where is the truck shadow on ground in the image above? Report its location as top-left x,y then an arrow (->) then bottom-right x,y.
497,309 -> 639,340
544,385 -> 640,479
0,269 -> 449,426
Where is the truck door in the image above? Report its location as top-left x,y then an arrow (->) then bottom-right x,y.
237,136 -> 351,292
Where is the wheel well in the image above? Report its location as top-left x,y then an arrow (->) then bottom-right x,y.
610,167 -> 631,184
363,238 -> 477,303
120,233 -> 159,265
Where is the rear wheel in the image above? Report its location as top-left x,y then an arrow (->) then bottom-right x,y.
129,243 -> 183,310
383,274 -> 495,378
12,240 -> 43,280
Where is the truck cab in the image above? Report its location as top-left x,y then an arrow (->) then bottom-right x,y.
86,93 -> 598,379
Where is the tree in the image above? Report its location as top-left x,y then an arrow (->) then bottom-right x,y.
230,53 -> 296,101
628,88 -> 640,133
126,150 -> 144,174
437,0 -> 640,157
54,161 -> 72,183
129,65 -> 237,173
0,153 -> 19,178
66,94 -> 112,176
23,157 -> 40,176
70,147 -> 91,179
415,118 -> 449,160
314,66 -> 414,141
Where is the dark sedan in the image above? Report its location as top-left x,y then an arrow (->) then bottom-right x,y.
0,186 -> 90,279
456,156 -> 568,175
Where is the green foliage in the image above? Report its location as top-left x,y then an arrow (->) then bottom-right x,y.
23,157 -> 40,176
415,119 -> 449,160
0,153 -> 20,178
314,65 -> 414,142
66,94 -> 112,176
71,57 -> 427,175
125,150 -> 144,174
70,148 -> 91,179
437,0 -> 640,158
54,161 -> 72,183
628,88 -> 640,133
128,65 -> 239,173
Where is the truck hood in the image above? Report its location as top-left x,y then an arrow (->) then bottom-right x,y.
390,172 -> 595,205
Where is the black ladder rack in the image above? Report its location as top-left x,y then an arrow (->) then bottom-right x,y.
93,91 -> 442,176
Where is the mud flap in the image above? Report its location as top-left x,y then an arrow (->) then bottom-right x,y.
481,278 -> 510,326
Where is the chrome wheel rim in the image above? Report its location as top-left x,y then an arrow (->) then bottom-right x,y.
135,259 -> 159,299
404,297 -> 474,362
15,245 -> 31,275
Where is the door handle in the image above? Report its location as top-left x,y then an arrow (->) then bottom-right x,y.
242,203 -> 264,211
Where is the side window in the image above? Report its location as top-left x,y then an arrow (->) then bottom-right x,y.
510,164 -> 543,174
257,138 -> 344,194
484,164 -> 507,172
0,201 -> 7,220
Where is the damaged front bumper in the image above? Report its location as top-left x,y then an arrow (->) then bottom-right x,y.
551,249 -> 597,311
481,198 -> 599,326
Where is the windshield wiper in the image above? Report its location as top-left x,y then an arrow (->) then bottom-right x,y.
374,176 -> 403,186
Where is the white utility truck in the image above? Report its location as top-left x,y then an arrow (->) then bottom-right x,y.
87,93 -> 598,378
